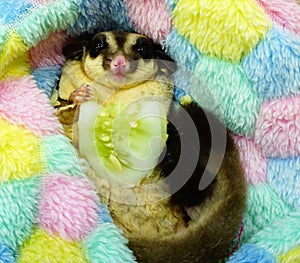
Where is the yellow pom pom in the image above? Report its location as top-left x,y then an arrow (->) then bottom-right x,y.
0,55 -> 31,80
19,229 -> 88,263
0,32 -> 31,80
172,0 -> 271,62
0,118 -> 44,183
278,245 -> 300,263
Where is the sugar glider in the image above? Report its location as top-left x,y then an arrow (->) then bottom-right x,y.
56,31 -> 246,263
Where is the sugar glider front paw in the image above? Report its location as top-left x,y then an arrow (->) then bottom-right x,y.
69,84 -> 95,105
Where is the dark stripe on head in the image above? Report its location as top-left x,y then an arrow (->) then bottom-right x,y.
112,31 -> 128,50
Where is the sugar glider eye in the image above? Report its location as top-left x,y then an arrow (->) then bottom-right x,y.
89,34 -> 108,58
133,37 -> 154,60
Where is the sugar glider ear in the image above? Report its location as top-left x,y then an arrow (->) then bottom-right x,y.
154,44 -> 177,75
62,40 -> 89,60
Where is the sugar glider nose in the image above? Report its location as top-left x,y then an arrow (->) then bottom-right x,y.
110,54 -> 129,75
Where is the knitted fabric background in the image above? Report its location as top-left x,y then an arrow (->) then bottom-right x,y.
0,0 -> 300,262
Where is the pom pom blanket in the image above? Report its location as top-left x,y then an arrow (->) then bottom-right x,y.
0,0 -> 300,262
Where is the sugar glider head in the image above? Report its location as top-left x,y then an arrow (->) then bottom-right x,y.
62,31 -> 175,89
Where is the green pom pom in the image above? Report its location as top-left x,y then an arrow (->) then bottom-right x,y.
78,100 -> 168,186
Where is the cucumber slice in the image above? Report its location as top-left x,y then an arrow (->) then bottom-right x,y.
78,100 -> 168,187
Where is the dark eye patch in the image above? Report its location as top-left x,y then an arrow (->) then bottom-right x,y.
132,37 -> 154,60
89,34 -> 108,58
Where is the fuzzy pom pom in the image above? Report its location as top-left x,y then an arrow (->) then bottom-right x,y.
37,174 -> 99,241
254,95 -> 300,158
125,0 -> 172,43
243,184 -> 291,242
164,29 -> 201,70
83,223 -> 136,262
0,243 -> 16,263
0,177 -> 41,249
67,0 -> 131,36
0,0 -> 33,25
0,31 -> 28,69
18,228 -> 87,263
172,0 -> 271,62
102,0 -> 132,31
98,204 -> 113,224
173,84 -> 187,102
242,27 -> 300,101
233,135 -> 267,185
249,211 -> 300,255
67,0 -> 105,36
190,56 -> 261,136
0,56 -> 31,81
32,66 -> 61,97
0,76 -> 62,136
257,0 -> 300,35
164,0 -> 177,12
0,32 -> 30,80
279,245 -> 300,263
29,31 -> 70,69
227,243 -> 277,263
267,156 -> 300,209
0,25 -> 7,48
31,0 -> 56,5
0,118 -> 43,183
42,135 -> 85,176
16,0 -> 78,47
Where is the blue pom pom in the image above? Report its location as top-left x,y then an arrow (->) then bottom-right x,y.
68,0 -> 105,35
68,0 -> 132,36
0,243 -> 16,263
173,86 -> 187,102
267,156 -> 300,209
32,66 -> 61,98
164,0 -> 177,12
98,204 -> 113,224
0,0 -> 33,25
173,66 -> 192,95
227,244 -> 277,263
242,26 -> 300,101
164,29 -> 201,70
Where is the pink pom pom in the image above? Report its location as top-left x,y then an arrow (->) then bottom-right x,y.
0,76 -> 62,136
124,0 -> 172,43
29,31 -> 71,69
254,95 -> 300,158
37,174 -> 100,241
257,0 -> 300,35
233,134 -> 267,185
